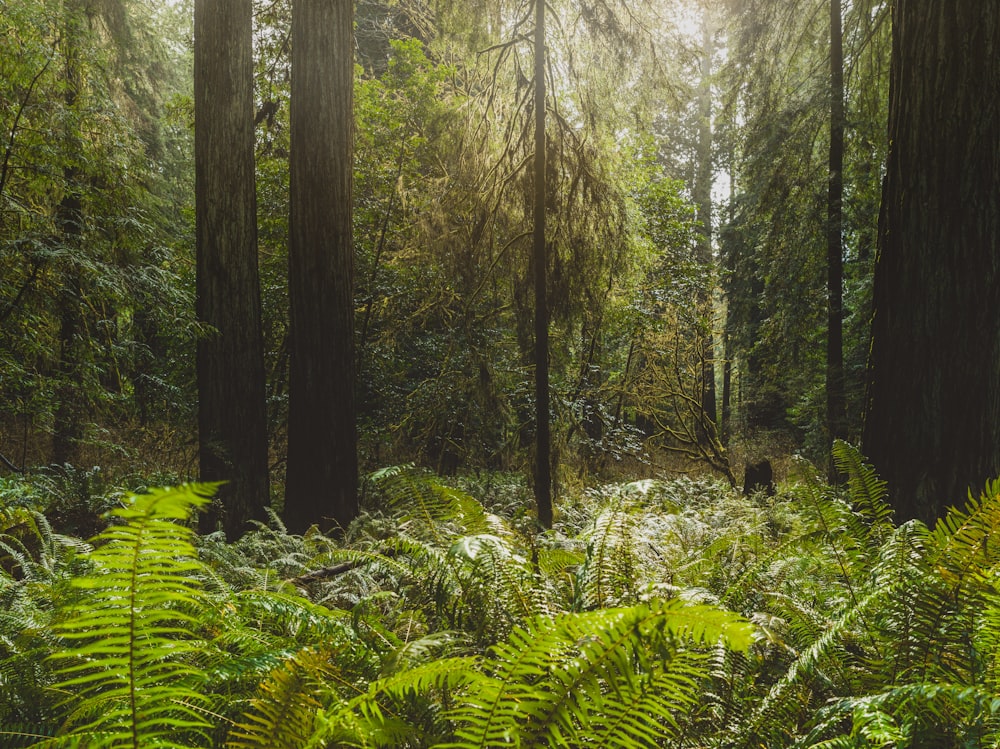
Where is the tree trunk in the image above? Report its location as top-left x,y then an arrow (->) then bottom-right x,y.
194,0 -> 270,538
720,328 -> 732,446
863,0 -> 1000,524
51,223 -> 84,466
826,0 -> 848,481
694,10 -> 717,427
285,0 -> 358,535
533,0 -> 552,529
51,0 -> 85,466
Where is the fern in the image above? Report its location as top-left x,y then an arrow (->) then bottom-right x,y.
831,440 -> 894,540
0,502 -> 86,741
740,466 -> 1000,747
448,533 -> 541,639
368,466 -> 490,542
196,587 -> 357,711
580,502 -> 641,608
441,598 -> 753,748
39,484 -> 215,748
226,647 -> 334,749
229,640 -> 477,748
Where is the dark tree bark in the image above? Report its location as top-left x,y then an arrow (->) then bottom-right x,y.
194,0 -> 270,539
284,0 -> 358,535
826,0 -> 848,480
533,0 -> 552,530
863,1 -> 1000,524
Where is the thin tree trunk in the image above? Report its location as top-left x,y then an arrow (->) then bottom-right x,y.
52,1 -> 85,466
695,11 -> 717,427
863,0 -> 1000,523
51,252 -> 84,465
721,328 -> 732,446
533,0 -> 552,529
285,0 -> 358,535
826,0 -> 848,480
721,126 -> 737,446
194,0 -> 270,538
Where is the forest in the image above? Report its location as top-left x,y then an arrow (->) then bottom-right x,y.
1,0 -> 999,746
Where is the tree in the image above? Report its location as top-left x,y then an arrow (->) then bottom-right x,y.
826,0 -> 848,480
532,0 -> 552,529
194,0 -> 270,538
693,6 -> 717,430
51,0 -> 86,465
719,0 -> 887,458
863,2 -> 1000,523
284,0 -> 358,535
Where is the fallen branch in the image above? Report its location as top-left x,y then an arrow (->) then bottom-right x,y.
0,451 -> 23,473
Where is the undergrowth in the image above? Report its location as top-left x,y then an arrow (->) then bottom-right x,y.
0,442 -> 998,747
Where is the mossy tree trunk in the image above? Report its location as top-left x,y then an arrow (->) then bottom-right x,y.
826,0 -> 848,481
533,0 -> 552,530
51,0 -> 86,466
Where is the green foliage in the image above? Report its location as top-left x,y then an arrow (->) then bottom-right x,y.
226,647 -> 334,749
3,456 -> 1000,747
368,465 -> 490,540
721,0 -> 890,452
42,484 -> 214,748
444,599 -> 753,749
0,0 -> 197,465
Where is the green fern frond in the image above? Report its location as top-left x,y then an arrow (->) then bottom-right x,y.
232,589 -> 352,640
43,484 -> 215,748
928,481 -> 1000,587
832,440 -> 893,537
578,500 -> 642,609
790,456 -> 885,612
368,466 -> 489,540
533,546 -> 585,578
442,598 -> 752,749
196,586 -> 355,706
832,682 -> 1000,747
449,534 -> 538,633
363,655 -> 479,705
746,579 -> 894,745
0,506 -> 78,586
307,656 -> 477,748
380,631 -> 470,675
226,647 -> 333,749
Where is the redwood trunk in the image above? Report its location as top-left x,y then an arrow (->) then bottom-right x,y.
194,0 -> 270,538
285,0 -> 358,534
52,1 -> 85,465
863,1 -> 1000,523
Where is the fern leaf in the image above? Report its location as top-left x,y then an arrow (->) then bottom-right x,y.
370,466 -> 488,539
44,485 -> 214,748
832,440 -> 893,535
929,482 -> 1000,587
226,648 -> 333,749
305,656 -> 477,749
579,501 -> 642,609
442,598 -> 752,748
